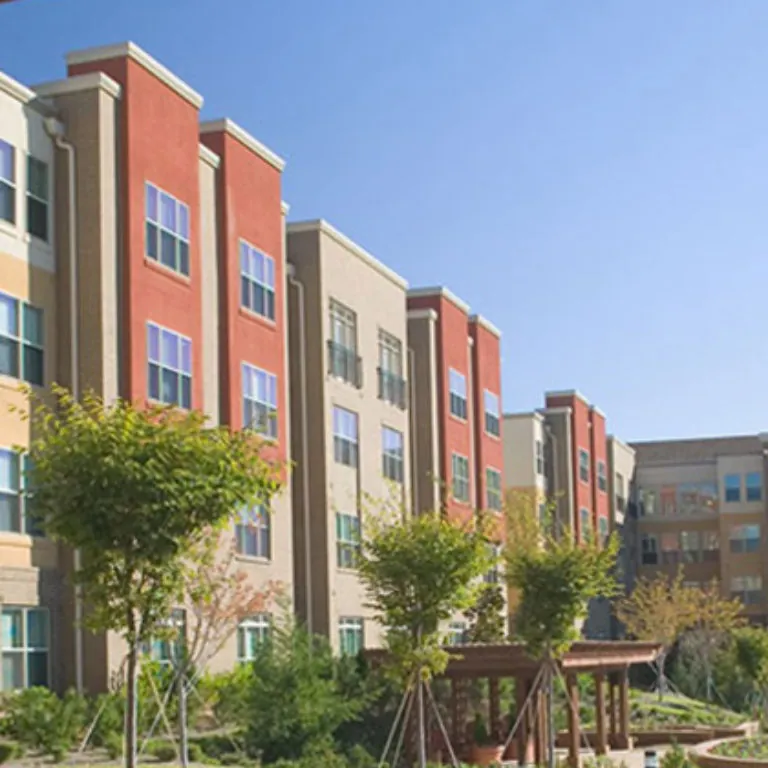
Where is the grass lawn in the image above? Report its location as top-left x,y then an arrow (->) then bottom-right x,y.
628,690 -> 745,729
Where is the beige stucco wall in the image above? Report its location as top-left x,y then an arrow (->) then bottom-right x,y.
502,412 -> 545,491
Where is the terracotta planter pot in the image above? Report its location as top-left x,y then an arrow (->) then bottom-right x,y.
471,744 -> 505,766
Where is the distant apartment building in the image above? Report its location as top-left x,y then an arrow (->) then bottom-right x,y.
286,220 -> 410,654
0,42 -> 293,693
631,435 -> 768,622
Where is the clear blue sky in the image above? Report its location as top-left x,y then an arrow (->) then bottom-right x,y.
3,0 -> 767,442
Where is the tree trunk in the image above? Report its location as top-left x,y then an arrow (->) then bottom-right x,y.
178,666 -> 189,768
417,676 -> 427,768
546,662 -> 556,768
657,653 -> 667,702
125,643 -> 139,768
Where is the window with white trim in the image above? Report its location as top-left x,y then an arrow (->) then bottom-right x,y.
1,606 -> 49,690
26,157 -> 48,242
452,453 -> 470,503
598,516 -> 609,546
145,609 -> 186,666
237,614 -> 271,662
731,575 -> 762,605
333,407 -> 358,467
486,467 -> 502,512
580,508 -> 591,542
484,543 -> 502,584
336,512 -> 361,569
0,448 -> 41,536
641,534 -> 658,565
242,363 -> 278,439
747,472 -> 763,502
382,427 -> 404,483
0,140 -> 15,224
240,240 -> 275,320
579,449 -> 589,483
145,182 -> 190,275
597,460 -> 607,492
447,622 -> 467,646
339,617 -> 364,656
449,369 -> 467,420
0,292 -> 44,386
729,524 -> 760,555
724,474 -> 741,503
535,439 -> 544,476
235,503 -> 271,559
484,390 -> 500,436
147,323 -> 191,408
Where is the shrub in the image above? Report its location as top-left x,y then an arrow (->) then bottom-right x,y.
0,742 -> 19,765
150,740 -> 178,762
202,665 -> 253,728
661,743 -> 691,768
103,731 -> 123,760
192,731 -> 244,761
89,691 -> 124,748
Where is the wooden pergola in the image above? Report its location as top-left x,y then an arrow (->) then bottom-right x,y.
366,641 -> 662,766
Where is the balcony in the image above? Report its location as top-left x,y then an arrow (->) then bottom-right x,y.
377,368 -> 406,409
327,341 -> 362,388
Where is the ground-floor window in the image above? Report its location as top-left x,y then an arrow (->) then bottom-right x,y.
338,617 -> 364,656
1,606 -> 49,690
144,609 -> 186,666
237,614 -> 271,663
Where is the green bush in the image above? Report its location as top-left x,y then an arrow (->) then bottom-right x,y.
660,743 -> 692,768
191,731 -> 245,761
0,742 -> 19,765
89,691 -> 124,747
103,731 -> 122,760
201,665 -> 253,727
149,740 -> 178,762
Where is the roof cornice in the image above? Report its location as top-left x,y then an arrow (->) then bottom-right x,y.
0,70 -> 36,104
34,71 -> 122,100
469,313 -> 501,338
198,143 -> 220,169
200,118 -> 285,172
407,286 -> 470,314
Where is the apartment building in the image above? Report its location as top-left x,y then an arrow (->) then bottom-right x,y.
0,42 -> 293,693
286,220 -> 410,654
631,435 -> 768,622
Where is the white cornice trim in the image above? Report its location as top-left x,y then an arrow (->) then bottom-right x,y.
66,42 -> 203,109
503,411 -> 545,422
545,389 -> 590,405
407,286 -> 470,314
407,308 -> 438,322
34,72 -> 122,100
200,118 -> 285,172
287,219 -> 408,290
469,313 -> 501,338
540,406 -> 573,416
0,70 -> 36,104
281,201 -> 290,216
198,143 -> 220,169
608,434 -> 635,455
590,405 -> 607,419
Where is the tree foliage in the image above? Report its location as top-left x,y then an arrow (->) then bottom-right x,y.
464,582 -> 507,644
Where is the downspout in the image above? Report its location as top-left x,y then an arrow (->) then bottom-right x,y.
287,265 -> 312,635
45,117 -> 83,695
408,347 -> 418,516
467,336 -> 477,510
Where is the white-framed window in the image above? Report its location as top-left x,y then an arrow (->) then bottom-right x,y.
484,390 -> 500,437
147,322 -> 191,408
237,614 -> 271,662
145,182 -> 190,276
235,503 -> 271,559
378,329 -> 405,408
615,473 -> 626,512
328,300 -> 360,387
580,508 -> 591,542
452,453 -> 470,503
486,467 -> 502,512
681,530 -> 701,562
731,576 -> 762,605
240,240 -> 275,320
578,449 -> 589,483
0,139 -> 15,224
26,156 -> 48,242
598,516 -> 609,546
729,524 -> 760,555
535,439 -> 544,476
1,606 -> 49,690
382,426 -> 404,483
336,512 -> 361,569
0,448 -> 41,536
0,292 -> 44,386
597,460 -> 607,492
484,543 -> 502,584
747,472 -> 763,502
447,622 -> 467,646
145,609 -> 186,666
333,407 -> 358,467
242,362 -> 278,439
724,474 -> 741,503
641,534 -> 658,565
339,617 -> 364,656
449,368 -> 467,420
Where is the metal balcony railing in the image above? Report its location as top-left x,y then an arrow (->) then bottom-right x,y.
327,341 -> 362,388
377,368 -> 406,409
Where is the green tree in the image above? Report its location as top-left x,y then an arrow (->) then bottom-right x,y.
357,511 -> 491,767
22,388 -> 281,768
464,581 -> 507,644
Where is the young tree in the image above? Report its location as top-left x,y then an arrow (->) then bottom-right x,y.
357,511 -> 491,768
616,568 -> 698,701
23,389 -> 281,768
464,582 -> 507,644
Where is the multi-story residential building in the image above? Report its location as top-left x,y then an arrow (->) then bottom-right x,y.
631,435 -> 768,623
286,220 -> 410,654
0,42 -> 293,694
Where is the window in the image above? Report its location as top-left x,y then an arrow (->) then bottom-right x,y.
26,157 -> 48,241
747,473 -> 762,502
486,468 -> 502,512
639,488 -> 656,517
0,139 -> 15,224
484,543 -> 501,584
615,473 -> 625,513
339,617 -> 363,656
147,323 -> 191,408
683,581 -> 701,590
580,508 -> 591,542
680,531 -> 701,563
702,531 -> 720,562
328,300 -> 360,386
597,461 -> 607,492
729,524 -> 760,555
378,330 -> 405,408
336,512 -> 361,569
333,407 -> 358,467
242,363 -> 278,439
237,615 -> 271,663
661,532 -> 680,565
447,622 -> 467,646
484,390 -> 500,437
535,439 -> 544,476
235,503 -> 271,559
1,607 -> 48,690
145,609 -> 186,666
452,453 -> 470,503
598,517 -> 609,546
641,534 -> 658,565
724,474 -> 741,503
731,576 -> 762,605
0,449 -> 40,536
145,182 -> 189,276
382,427 -> 404,483
579,449 -> 589,483
0,292 -> 44,386
240,240 -> 275,320
449,369 -> 467,420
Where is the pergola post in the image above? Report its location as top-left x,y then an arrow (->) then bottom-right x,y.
534,684 -> 546,766
608,672 -> 617,745
451,679 -> 459,748
489,676 -> 500,740
615,668 -> 630,749
594,672 -> 607,755
515,675 -> 531,766
566,673 -> 580,768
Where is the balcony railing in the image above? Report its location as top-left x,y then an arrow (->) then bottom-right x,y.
327,341 -> 362,388
377,368 -> 407,409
